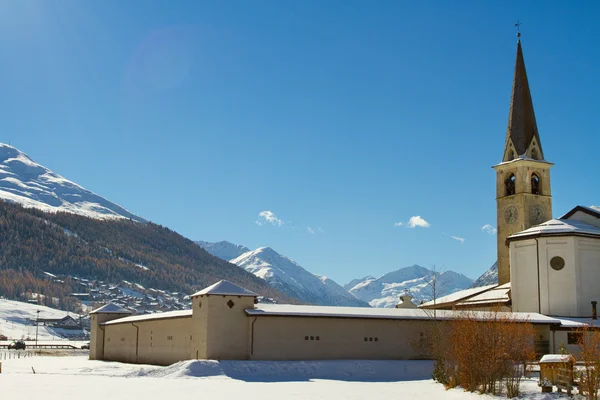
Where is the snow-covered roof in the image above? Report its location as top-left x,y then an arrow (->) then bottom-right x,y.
246,304 -> 561,324
89,303 -> 132,315
539,354 -> 575,364
554,317 -> 599,328
508,219 -> 600,240
102,310 -> 192,326
420,284 -> 498,308
191,280 -> 258,297
455,283 -> 511,307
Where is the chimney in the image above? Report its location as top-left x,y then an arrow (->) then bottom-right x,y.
592,301 -> 597,320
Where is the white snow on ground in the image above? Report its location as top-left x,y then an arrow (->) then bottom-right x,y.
0,299 -> 86,341
0,355 -> 570,400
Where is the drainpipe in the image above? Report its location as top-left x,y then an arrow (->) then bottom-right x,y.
592,301 -> 597,320
99,325 -> 106,360
250,317 -> 257,356
131,323 -> 140,362
534,238 -> 541,314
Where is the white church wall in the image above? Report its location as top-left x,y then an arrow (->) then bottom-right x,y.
510,239 -> 539,313
576,237 -> 600,316
542,237 -> 577,316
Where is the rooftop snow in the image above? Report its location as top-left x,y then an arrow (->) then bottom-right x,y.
455,283 -> 511,306
102,309 -> 192,325
192,280 -> 258,297
246,304 -> 561,324
508,219 -> 600,240
419,284 -> 498,308
90,303 -> 132,315
540,354 -> 575,363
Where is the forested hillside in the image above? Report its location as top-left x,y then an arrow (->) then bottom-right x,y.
0,200 -> 289,304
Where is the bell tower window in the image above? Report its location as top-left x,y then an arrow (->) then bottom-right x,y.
531,173 -> 540,195
531,148 -> 538,160
505,174 -> 516,196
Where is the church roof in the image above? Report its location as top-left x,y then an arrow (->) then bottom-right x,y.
455,283 -> 511,307
508,218 -> 600,240
561,205 -> 600,220
192,280 -> 258,297
89,303 -> 132,315
503,39 -> 544,161
419,284 -> 498,309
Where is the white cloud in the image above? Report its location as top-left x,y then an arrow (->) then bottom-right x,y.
481,224 -> 497,235
256,211 -> 284,227
395,216 -> 431,229
450,236 -> 465,244
306,226 -> 324,235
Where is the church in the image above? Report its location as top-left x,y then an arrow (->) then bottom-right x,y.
89,37 -> 596,366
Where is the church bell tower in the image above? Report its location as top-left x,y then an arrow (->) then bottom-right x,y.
493,36 -> 553,285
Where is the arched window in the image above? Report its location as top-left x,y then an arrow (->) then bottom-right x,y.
505,174 -> 516,196
531,173 -> 540,195
531,148 -> 538,160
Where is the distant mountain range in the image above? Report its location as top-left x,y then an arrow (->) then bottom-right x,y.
197,241 -> 368,307
0,142 -> 495,311
471,262 -> 498,287
344,265 -> 474,308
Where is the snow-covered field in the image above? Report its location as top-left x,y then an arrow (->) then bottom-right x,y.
0,299 -> 87,342
0,355 -> 568,400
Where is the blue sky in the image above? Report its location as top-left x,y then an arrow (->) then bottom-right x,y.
1,1 -> 599,285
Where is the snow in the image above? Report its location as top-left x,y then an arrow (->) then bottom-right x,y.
420,284 -> 497,308
196,240 -> 251,261
509,218 -> 600,239
248,303 -> 562,324
89,303 -> 131,314
539,354 -> 575,363
455,283 -> 511,307
0,143 -> 145,222
226,246 -> 368,307
0,354 -> 564,400
0,299 -> 86,341
348,266 -> 474,308
472,261 -> 498,287
192,280 -> 258,297
103,310 -> 192,326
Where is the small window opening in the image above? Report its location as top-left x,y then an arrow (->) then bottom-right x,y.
531,148 -> 538,160
316,336 -> 320,341
305,336 -> 309,341
505,174 -> 516,196
364,337 -> 368,342
227,299 -> 235,308
531,173 -> 540,195
310,336 -> 314,340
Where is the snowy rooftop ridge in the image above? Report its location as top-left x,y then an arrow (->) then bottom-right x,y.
192,280 -> 258,297
90,303 -> 132,315
247,304 -> 562,324
419,284 -> 498,308
102,310 -> 192,326
508,218 -> 600,240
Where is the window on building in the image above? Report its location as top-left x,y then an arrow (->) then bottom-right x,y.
310,336 -> 314,340
120,337 -> 125,342
531,148 -> 538,160
227,300 -> 235,308
550,256 -> 565,271
531,173 -> 540,195
305,336 -> 309,341
316,336 -> 320,341
568,332 -> 582,345
364,337 -> 368,342
167,335 -> 173,341
505,174 -> 516,196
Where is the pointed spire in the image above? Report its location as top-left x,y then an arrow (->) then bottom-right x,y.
502,39 -> 544,161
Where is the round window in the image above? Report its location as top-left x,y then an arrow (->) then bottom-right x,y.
550,256 -> 565,271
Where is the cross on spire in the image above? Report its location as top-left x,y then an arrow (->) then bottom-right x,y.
515,20 -> 522,38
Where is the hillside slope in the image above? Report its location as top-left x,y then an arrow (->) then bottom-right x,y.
0,143 -> 144,222
0,200 -> 289,305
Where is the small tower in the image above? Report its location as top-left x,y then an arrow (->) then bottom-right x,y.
395,292 -> 417,309
493,36 -> 553,285
89,303 -> 131,360
189,280 -> 258,360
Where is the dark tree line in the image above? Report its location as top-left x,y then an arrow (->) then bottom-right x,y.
0,200 -> 290,303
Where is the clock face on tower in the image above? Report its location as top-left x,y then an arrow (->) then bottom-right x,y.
504,205 -> 518,224
530,205 -> 546,225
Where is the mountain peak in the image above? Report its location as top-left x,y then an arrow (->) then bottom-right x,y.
0,143 -> 144,222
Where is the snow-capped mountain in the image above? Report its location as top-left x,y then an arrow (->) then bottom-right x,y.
471,262 -> 498,287
346,265 -> 474,308
195,241 -> 250,262
0,143 -> 144,222
198,242 -> 368,307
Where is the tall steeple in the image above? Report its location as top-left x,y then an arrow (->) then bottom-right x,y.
502,39 -> 544,162
493,33 -> 553,286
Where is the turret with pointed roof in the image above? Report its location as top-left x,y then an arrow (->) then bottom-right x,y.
493,35 -> 553,286
502,39 -> 544,162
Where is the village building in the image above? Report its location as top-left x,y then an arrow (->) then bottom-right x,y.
89,36 -> 595,365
